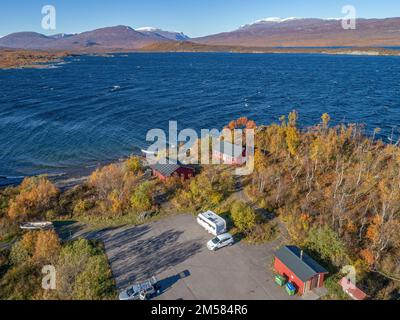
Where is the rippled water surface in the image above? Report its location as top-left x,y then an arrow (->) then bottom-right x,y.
0,52 -> 400,180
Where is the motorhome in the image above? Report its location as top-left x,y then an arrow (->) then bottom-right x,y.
197,211 -> 227,236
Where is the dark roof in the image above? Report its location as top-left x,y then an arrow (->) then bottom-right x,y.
151,163 -> 181,177
275,246 -> 328,282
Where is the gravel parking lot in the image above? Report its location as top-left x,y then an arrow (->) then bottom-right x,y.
96,214 -> 297,300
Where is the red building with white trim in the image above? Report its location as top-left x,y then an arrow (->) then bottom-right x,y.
338,277 -> 368,300
274,246 -> 328,296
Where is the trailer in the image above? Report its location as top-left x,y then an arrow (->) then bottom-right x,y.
197,211 -> 227,236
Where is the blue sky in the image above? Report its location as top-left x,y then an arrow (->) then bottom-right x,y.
1,0 -> 399,37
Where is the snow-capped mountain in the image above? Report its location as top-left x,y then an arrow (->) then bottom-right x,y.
135,27 -> 190,41
135,27 -> 160,32
250,17 -> 298,24
194,17 -> 400,47
2,18 -> 400,51
239,17 -> 299,29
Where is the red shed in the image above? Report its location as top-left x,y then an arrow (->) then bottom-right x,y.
338,277 -> 368,300
274,246 -> 328,296
150,161 -> 194,181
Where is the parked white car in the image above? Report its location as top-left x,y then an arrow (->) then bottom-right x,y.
119,276 -> 161,301
207,233 -> 234,251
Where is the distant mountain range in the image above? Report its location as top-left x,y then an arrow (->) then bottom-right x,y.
195,17 -> 400,47
0,26 -> 187,51
1,17 -> 400,51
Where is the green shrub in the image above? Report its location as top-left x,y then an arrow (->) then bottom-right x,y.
0,263 -> 41,300
247,222 -> 279,244
55,239 -> 115,300
130,181 -> 154,212
9,241 -> 31,266
73,199 -> 94,215
306,226 -> 348,267
324,273 -> 349,300
230,201 -> 257,234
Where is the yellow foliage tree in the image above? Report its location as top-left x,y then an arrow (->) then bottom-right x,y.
33,230 -> 61,264
321,113 -> 331,129
88,162 -> 139,215
286,126 -> 300,157
125,156 -> 142,174
288,110 -> 298,127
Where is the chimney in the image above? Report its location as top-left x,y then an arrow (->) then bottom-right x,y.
300,250 -> 304,260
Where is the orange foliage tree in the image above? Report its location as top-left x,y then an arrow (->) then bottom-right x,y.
227,117 -> 257,130
88,161 -> 140,215
8,177 -> 59,222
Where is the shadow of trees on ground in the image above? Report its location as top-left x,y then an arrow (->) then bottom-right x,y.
255,208 -> 276,221
98,226 -> 202,289
53,220 -> 82,241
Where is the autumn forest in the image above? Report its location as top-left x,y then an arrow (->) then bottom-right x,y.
0,113 -> 399,299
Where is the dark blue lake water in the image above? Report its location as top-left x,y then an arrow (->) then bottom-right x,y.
0,52 -> 400,183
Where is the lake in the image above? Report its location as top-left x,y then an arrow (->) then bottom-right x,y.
0,52 -> 399,184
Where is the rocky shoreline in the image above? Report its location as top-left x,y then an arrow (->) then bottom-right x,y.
0,49 -> 72,69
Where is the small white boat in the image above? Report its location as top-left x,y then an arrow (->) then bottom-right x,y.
141,149 -> 158,156
20,222 -> 54,231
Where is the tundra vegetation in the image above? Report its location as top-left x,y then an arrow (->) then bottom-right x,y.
0,114 -> 399,299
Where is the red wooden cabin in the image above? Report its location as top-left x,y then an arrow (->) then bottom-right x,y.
151,161 -> 194,181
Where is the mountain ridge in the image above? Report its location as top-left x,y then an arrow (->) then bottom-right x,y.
0,25 -> 178,51
1,18 -> 400,51
193,17 -> 400,47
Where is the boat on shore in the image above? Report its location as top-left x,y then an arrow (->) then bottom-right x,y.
20,222 -> 54,231
141,149 -> 158,156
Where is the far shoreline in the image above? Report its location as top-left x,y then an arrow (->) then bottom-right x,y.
136,42 -> 400,57
1,45 -> 400,70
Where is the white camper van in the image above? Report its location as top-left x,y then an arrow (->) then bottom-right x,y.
197,211 -> 227,236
